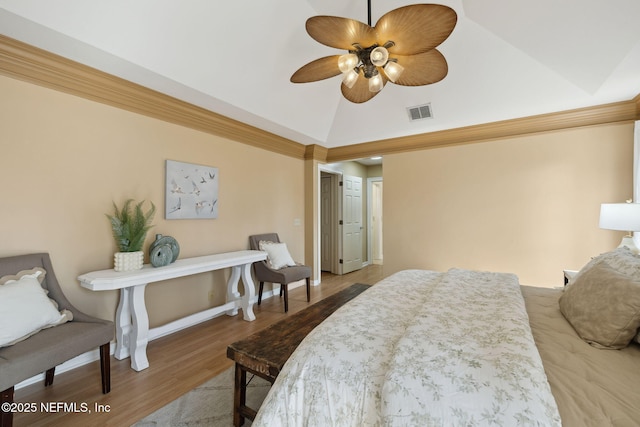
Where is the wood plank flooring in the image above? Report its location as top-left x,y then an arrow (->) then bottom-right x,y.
13,264 -> 384,427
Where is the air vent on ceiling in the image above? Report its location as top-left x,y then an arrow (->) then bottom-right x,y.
407,103 -> 433,121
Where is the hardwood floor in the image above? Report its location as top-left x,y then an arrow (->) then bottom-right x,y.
13,264 -> 384,427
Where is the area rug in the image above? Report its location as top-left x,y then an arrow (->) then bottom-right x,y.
132,367 -> 271,427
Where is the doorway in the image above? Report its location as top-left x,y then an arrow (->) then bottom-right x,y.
319,163 -> 382,276
320,171 -> 340,274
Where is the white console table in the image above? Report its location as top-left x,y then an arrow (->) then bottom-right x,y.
78,250 -> 267,371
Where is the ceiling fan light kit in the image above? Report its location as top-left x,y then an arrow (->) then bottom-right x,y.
290,3 -> 457,103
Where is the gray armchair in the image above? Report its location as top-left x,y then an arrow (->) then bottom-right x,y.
0,253 -> 113,427
249,233 -> 311,313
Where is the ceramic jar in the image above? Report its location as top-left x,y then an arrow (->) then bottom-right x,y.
149,234 -> 180,267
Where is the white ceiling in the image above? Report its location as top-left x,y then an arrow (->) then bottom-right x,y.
1,0 -> 640,149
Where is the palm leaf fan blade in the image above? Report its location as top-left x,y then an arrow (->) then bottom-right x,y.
375,4 -> 457,55
391,50 -> 448,86
306,16 -> 377,50
291,56 -> 343,83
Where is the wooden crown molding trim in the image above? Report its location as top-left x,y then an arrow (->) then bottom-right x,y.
304,144 -> 329,162
326,97 -> 640,163
0,35 -> 306,159
2,35 -> 638,164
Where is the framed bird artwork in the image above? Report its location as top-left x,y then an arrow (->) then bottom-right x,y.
165,160 -> 218,219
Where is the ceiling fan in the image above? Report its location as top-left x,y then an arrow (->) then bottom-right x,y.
290,2 -> 457,103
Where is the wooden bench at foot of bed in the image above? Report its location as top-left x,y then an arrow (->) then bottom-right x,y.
227,283 -> 371,427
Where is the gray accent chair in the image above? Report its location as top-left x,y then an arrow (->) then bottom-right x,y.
249,233 -> 311,313
0,253 -> 113,427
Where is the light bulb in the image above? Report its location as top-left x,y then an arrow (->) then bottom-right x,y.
370,46 -> 389,67
368,73 -> 383,92
383,61 -> 404,82
338,54 -> 358,73
342,69 -> 359,89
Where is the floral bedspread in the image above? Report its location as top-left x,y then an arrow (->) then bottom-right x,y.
253,269 -> 561,426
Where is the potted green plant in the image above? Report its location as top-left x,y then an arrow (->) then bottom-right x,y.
106,199 -> 156,271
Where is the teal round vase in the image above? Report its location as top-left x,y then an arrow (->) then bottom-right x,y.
149,234 -> 180,267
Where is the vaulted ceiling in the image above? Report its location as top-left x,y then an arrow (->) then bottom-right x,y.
1,0 -> 640,153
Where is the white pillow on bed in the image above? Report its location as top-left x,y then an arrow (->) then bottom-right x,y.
0,270 -> 70,348
259,241 -> 297,270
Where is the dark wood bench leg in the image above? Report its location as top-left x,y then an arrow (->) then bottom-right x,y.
100,343 -> 111,394
1,387 -> 14,427
44,367 -> 55,387
306,277 -> 311,302
234,363 -> 247,427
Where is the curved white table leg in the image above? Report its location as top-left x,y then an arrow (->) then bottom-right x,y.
114,287 -> 132,360
239,263 -> 256,321
226,265 -> 242,316
129,284 -> 150,371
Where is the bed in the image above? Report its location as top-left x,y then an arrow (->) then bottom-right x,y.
253,247 -> 640,426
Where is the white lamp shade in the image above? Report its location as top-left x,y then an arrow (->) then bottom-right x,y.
368,73 -> 383,92
599,203 -> 640,231
370,46 -> 389,67
342,69 -> 359,88
383,61 -> 404,82
338,54 -> 358,73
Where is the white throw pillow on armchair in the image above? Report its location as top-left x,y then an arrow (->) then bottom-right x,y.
259,241 -> 297,270
0,270 -> 69,348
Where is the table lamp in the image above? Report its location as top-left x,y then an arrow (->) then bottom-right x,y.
599,202 -> 640,253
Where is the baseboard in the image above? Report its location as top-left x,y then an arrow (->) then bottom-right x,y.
16,291 -> 280,390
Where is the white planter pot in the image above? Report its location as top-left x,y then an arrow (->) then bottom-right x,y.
114,251 -> 144,272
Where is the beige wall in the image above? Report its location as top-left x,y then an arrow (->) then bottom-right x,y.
2,68 -> 635,331
367,164 -> 383,178
0,75 -> 305,327
384,123 -> 634,286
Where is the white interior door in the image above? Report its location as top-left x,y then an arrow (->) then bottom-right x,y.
342,175 -> 363,274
